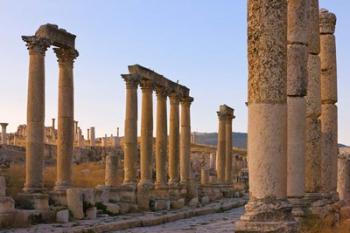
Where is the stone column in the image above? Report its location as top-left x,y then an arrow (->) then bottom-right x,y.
180,96 -> 193,185
168,93 -> 180,185
319,9 -> 338,197
337,153 -> 350,202
52,118 -> 55,129
155,87 -> 168,189
90,127 -> 95,146
225,109 -> 234,184
87,128 -> 90,141
54,47 -> 78,191
105,152 -> 119,187
22,36 -> 50,192
0,123 -> 8,145
305,0 -> 322,198
74,121 -> 78,141
216,109 -> 226,184
122,74 -> 139,185
209,153 -> 215,170
235,0 -> 297,231
201,168 -> 209,185
286,0 -> 309,211
139,79 -> 154,186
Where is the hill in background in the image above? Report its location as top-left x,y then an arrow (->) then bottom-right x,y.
193,132 -> 247,149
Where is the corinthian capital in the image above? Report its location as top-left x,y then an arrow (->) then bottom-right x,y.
22,36 -> 50,56
54,47 -> 79,66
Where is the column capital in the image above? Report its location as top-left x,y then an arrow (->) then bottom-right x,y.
217,112 -> 228,121
22,36 -> 50,56
319,9 -> 336,35
140,79 -> 154,91
54,47 -> 79,67
169,92 -> 181,105
180,96 -> 194,106
155,86 -> 168,98
122,74 -> 139,89
0,123 -> 8,128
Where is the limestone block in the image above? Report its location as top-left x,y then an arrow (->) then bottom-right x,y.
248,0 -> 287,104
137,183 -> 153,210
56,209 -> 69,223
0,197 -> 14,213
0,176 -> 6,196
319,9 -> 337,35
171,198 -> 185,209
287,0 -> 309,44
340,206 -> 350,220
320,34 -> 337,103
151,199 -> 170,211
306,54 -> 321,117
86,207 -> 96,220
94,186 -> 110,203
248,103 -> 287,199
307,0 -> 320,54
200,196 -> 210,205
66,188 -> 84,219
118,202 -> 130,214
104,203 -> 120,215
82,188 -> 95,206
337,154 -> 350,201
287,44 -> 308,96
189,197 -> 199,208
305,117 -> 322,193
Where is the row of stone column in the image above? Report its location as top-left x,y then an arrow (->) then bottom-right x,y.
122,74 -> 193,190
216,105 -> 234,184
236,1 -> 338,232
22,35 -> 78,193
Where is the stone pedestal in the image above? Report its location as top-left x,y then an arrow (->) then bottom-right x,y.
235,0 -> 297,232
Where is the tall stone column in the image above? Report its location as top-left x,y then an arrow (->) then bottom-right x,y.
52,118 -> 55,129
235,0 -> 297,231
155,87 -> 168,189
0,123 -> 8,145
54,47 -> 78,191
139,79 -> 154,186
216,109 -> 226,184
90,127 -> 95,146
305,0 -> 322,200
168,93 -> 180,185
319,9 -> 338,198
225,109 -> 234,184
22,36 -> 50,192
180,96 -> 193,185
87,128 -> 90,141
286,0 -> 309,213
122,74 -> 139,185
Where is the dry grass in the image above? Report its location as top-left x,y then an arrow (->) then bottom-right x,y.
2,162 -> 107,197
301,214 -> 350,233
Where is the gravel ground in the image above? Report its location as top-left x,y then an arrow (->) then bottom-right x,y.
113,207 -> 244,233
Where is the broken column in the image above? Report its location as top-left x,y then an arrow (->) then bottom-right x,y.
54,47 -> 78,191
235,0 -> 297,231
137,79 -> 154,210
286,0 -> 309,216
305,0 -> 322,203
105,152 -> 119,187
22,36 -> 50,192
319,9 -> 338,200
90,127 -> 95,146
0,123 -> 8,145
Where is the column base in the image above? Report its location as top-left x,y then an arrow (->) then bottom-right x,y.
235,198 -> 298,233
22,184 -> 45,193
54,181 -> 71,192
137,181 -> 154,210
16,193 -> 49,211
288,197 -> 307,220
49,190 -> 67,206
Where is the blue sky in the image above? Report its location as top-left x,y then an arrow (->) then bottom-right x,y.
0,1 -> 349,144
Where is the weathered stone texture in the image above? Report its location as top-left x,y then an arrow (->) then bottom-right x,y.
337,153 -> 350,201
287,0 -> 309,44
306,54 -> 321,117
308,0 -> 320,54
319,9 -> 336,35
247,0 -> 287,104
287,44 -> 308,96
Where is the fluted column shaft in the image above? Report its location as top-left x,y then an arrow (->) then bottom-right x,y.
320,9 -> 338,194
139,80 -> 153,185
225,115 -> 234,184
168,94 -> 180,185
180,96 -> 193,185
54,47 -> 78,191
155,88 -> 168,188
216,112 -> 226,184
22,36 -> 50,192
122,75 -> 138,185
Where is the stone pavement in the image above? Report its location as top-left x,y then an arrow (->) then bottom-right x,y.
114,206 -> 244,233
2,198 -> 246,233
